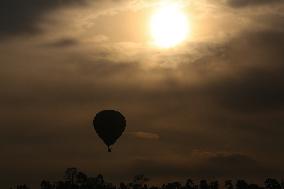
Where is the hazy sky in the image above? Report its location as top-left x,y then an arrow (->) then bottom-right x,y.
1,0 -> 284,188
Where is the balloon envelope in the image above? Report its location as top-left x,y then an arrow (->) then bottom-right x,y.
93,110 -> 126,151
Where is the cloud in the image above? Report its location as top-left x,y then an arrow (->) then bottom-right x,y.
1,2 -> 284,187
199,30 -> 284,112
129,132 -> 160,140
44,38 -> 80,48
225,0 -> 283,7
0,0 -> 88,37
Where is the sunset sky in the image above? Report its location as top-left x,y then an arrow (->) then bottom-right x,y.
1,0 -> 284,188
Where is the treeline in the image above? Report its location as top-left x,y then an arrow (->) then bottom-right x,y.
11,168 -> 284,189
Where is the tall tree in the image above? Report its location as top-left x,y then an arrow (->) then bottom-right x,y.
210,181 -> 219,189
236,180 -> 249,189
225,180 -> 234,189
64,168 -> 78,185
200,180 -> 209,189
186,179 -> 194,189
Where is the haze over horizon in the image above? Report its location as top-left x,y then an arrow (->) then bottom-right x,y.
1,0 -> 284,188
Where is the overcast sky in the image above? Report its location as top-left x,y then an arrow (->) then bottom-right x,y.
1,0 -> 284,188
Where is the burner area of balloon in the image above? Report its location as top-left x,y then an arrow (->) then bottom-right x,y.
93,110 -> 126,152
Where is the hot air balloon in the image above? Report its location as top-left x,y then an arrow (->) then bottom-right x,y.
93,110 -> 126,152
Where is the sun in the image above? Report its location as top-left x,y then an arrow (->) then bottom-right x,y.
150,3 -> 190,48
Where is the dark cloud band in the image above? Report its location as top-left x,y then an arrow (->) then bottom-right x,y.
0,0 -> 87,37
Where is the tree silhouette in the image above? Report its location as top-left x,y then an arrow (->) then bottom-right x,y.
56,181 -> 65,189
185,179 -> 194,189
131,174 -> 149,189
165,182 -> 181,189
120,182 -> 128,189
85,177 -> 97,189
236,180 -> 249,189
64,168 -> 78,185
40,180 -> 53,189
9,167 -> 284,189
225,180 -> 234,189
16,185 -> 30,189
200,180 -> 209,189
248,184 -> 261,189
265,178 -> 281,189
96,174 -> 105,186
209,181 -> 219,189
76,171 -> 88,188
280,180 -> 284,189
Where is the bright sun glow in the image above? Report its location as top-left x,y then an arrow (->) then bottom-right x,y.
150,3 -> 190,48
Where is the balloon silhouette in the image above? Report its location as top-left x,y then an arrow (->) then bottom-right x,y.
93,110 -> 126,152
